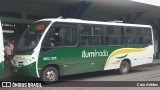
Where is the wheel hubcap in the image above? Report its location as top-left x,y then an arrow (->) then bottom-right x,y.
122,64 -> 128,72
46,70 -> 56,81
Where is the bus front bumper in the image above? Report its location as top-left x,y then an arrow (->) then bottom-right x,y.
10,61 -> 38,78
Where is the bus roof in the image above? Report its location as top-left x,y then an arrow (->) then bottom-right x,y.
37,18 -> 152,28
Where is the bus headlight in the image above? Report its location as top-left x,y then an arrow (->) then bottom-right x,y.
13,55 -> 35,66
23,61 -> 28,65
14,57 -> 23,61
32,57 -> 35,59
23,58 -> 32,66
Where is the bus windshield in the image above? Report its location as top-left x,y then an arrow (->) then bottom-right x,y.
15,21 -> 51,52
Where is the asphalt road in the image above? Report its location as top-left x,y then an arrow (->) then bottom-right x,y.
0,64 -> 160,90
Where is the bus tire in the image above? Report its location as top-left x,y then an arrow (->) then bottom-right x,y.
41,66 -> 59,84
118,60 -> 130,74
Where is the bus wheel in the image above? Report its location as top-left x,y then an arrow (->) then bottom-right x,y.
41,66 -> 59,84
118,60 -> 130,74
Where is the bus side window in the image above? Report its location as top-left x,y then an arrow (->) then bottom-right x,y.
143,28 -> 152,45
81,37 -> 92,46
105,26 -> 123,45
125,37 -> 131,45
80,25 -> 92,46
92,26 -> 103,45
53,27 -> 61,46
92,37 -> 103,45
138,37 -> 143,44
42,27 -> 55,48
105,36 -> 110,45
121,37 -> 125,45
80,25 -> 103,46
42,23 -> 78,48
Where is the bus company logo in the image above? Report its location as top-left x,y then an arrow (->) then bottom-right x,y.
82,49 -> 108,58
